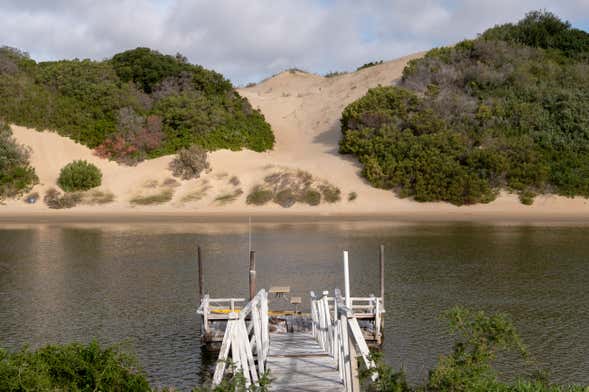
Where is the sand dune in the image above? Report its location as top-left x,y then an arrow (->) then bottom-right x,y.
4,53 -> 589,220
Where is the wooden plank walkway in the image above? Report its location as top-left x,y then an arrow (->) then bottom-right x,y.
266,332 -> 344,392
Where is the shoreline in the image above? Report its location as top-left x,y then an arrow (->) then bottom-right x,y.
2,209 -> 589,224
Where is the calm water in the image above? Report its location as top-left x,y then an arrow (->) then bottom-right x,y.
0,221 -> 588,388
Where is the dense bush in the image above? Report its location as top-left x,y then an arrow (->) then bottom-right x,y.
246,185 -> 274,205
0,341 -> 150,391
340,11 -> 589,205
58,160 -> 102,192
0,47 -> 274,164
362,307 -> 587,392
169,145 -> 210,180
0,121 -> 38,199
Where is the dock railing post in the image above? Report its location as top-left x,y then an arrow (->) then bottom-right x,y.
343,251 -> 351,308
249,251 -> 256,301
198,246 -> 204,302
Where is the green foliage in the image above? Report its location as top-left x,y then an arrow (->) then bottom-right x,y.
325,71 -> 348,78
58,160 -> 102,192
246,185 -> 274,205
340,11 -> 589,205
348,191 -> 358,201
357,60 -> 384,71
0,121 -> 38,199
301,189 -> 321,206
213,189 -> 243,205
363,307 -> 587,392
0,341 -> 150,391
427,306 -> 527,391
273,189 -> 296,208
319,184 -> 341,203
0,47 -> 274,164
169,145 -> 210,180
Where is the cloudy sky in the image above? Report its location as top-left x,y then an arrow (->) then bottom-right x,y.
1,0 -> 588,85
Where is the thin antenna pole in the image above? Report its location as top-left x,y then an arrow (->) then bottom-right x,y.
248,216 -> 252,255
197,245 -> 204,302
379,244 -> 384,307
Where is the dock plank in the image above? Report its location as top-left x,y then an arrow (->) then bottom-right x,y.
267,333 -> 344,392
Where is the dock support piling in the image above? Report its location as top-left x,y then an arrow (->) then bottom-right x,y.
379,244 -> 384,307
249,251 -> 256,301
198,246 -> 204,302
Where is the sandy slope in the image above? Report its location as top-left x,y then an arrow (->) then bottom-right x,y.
4,53 -> 589,220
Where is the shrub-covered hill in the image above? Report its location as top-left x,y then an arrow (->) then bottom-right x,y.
340,11 -> 589,205
0,47 -> 274,164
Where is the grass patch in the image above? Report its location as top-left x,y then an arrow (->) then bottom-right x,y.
130,189 -> 174,205
44,188 -> 82,209
246,185 -> 273,205
214,189 -> 243,205
162,178 -> 180,188
348,191 -> 358,202
181,185 -> 211,203
142,179 -> 159,188
80,190 -> 115,205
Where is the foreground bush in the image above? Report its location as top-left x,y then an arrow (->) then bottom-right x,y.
362,307 -> 587,392
58,160 -> 102,192
0,121 -> 38,199
340,11 -> 589,205
0,341 -> 150,391
169,145 -> 209,180
0,47 -> 274,164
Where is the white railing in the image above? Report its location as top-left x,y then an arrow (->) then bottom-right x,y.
311,289 -> 378,392
211,289 -> 269,387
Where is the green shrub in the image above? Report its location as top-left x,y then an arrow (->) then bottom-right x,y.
246,185 -> 273,205
169,145 -> 209,180
319,184 -> 341,203
348,191 -> 358,202
0,47 -> 274,164
80,190 -> 115,205
57,160 -> 102,192
0,122 -> 38,199
340,11 -> 589,205
274,189 -> 296,208
0,341 -> 150,391
301,189 -> 321,206
357,60 -> 383,71
44,188 -> 82,209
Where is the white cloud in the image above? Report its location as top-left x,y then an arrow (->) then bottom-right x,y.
0,0 -> 588,84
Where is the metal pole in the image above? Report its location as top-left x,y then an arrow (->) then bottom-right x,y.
198,245 -> 204,301
249,250 -> 256,300
379,244 -> 384,307
343,251 -> 351,308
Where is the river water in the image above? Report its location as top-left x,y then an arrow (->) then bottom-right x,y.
0,221 -> 587,388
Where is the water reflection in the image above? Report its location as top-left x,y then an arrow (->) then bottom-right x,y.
0,222 -> 587,388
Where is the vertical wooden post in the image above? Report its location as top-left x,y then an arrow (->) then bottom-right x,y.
379,244 -> 384,307
343,251 -> 351,308
249,250 -> 256,300
198,246 -> 204,302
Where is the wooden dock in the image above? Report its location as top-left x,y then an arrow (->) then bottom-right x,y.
267,333 -> 344,391
196,249 -> 386,391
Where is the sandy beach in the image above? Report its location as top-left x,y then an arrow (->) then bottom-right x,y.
3,52 -> 589,222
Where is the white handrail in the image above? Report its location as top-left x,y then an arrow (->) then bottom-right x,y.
212,289 -> 269,387
311,288 -> 379,392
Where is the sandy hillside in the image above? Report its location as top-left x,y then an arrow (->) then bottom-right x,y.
4,52 -> 589,219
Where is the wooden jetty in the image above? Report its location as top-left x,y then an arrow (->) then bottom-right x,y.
197,249 -> 386,391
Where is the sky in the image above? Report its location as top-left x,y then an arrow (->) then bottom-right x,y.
1,0 -> 588,85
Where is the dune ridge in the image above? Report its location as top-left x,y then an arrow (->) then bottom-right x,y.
3,52 -> 589,220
